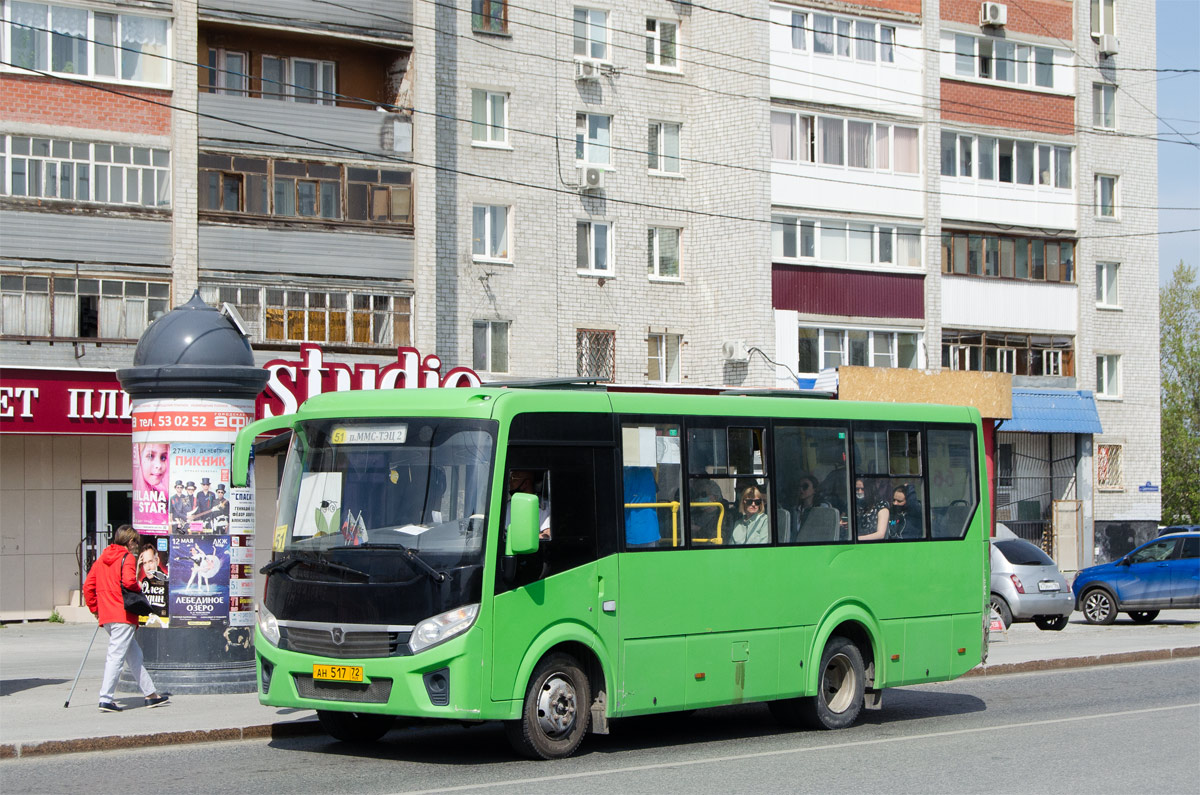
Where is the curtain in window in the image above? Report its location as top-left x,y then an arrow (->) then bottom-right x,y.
771,113 -> 794,160
898,228 -> 921,268
819,118 -> 843,165
54,294 -> 76,336
100,296 -> 124,338
893,127 -> 918,173
847,121 -> 872,169
875,125 -> 889,170
51,6 -> 86,35
848,225 -> 873,263
820,223 -> 847,262
121,16 -> 168,82
2,295 -> 25,335
855,21 -> 875,61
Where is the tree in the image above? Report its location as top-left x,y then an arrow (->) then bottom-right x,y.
1160,262 -> 1200,524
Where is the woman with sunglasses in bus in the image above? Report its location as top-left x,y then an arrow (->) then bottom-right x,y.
729,484 -> 769,546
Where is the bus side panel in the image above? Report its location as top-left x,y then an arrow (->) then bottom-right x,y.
619,636 -> 685,715
901,616 -> 952,684
683,628 -> 782,710
950,612 -> 983,678
776,625 -> 812,698
877,618 -> 907,688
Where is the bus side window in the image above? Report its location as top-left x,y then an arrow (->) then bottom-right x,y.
621,421 -> 682,548
928,429 -> 978,538
776,425 -> 850,544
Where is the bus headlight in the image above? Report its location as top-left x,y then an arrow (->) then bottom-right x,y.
410,604 -> 479,654
258,604 -> 280,647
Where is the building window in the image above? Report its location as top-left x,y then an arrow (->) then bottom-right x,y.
197,155 -> 411,224
206,49 -> 248,96
799,327 -> 921,373
202,285 -> 409,347
1096,262 -> 1120,307
576,220 -> 611,273
645,19 -> 677,68
648,122 -> 681,174
773,216 -> 921,268
472,0 -> 508,34
472,205 -> 511,261
785,114 -> 918,173
647,227 -> 681,279
647,333 -> 681,383
1091,0 -> 1116,36
1096,174 -> 1118,218
3,135 -> 171,207
942,132 -> 1071,189
942,232 -> 1075,283
790,12 -> 807,50
577,328 -> 616,381
1093,83 -> 1116,128
2,273 -> 169,339
880,26 -> 896,62
1096,354 -> 1120,397
1096,443 -> 1122,490
942,330 -> 1075,376
5,3 -> 170,85
573,8 -> 609,61
261,55 -> 336,105
472,320 -> 510,373
471,89 -> 508,145
951,34 -> 1056,90
576,113 -> 612,165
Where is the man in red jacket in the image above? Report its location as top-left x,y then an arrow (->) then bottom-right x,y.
83,525 -> 170,712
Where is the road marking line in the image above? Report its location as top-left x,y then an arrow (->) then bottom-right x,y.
403,703 -> 1200,794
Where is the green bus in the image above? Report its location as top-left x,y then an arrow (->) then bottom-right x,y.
233,385 -> 988,759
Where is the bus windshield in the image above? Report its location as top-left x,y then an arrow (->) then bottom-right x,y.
275,418 -> 496,568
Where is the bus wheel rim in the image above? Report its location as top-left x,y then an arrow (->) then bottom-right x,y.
536,674 -> 577,737
822,653 -> 855,714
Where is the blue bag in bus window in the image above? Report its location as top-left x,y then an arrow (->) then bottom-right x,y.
624,466 -> 661,546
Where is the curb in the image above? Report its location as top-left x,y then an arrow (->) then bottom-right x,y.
4,647 -> 1198,759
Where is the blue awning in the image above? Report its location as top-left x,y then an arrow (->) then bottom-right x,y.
999,388 -> 1103,434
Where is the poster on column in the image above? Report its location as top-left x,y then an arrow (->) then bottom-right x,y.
137,538 -> 171,629
130,397 -> 256,536
169,536 -> 231,626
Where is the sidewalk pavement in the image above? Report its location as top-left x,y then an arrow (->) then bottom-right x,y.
2,613 -> 1197,760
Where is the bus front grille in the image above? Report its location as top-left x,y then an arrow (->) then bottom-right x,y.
282,627 -> 409,658
293,675 -> 393,704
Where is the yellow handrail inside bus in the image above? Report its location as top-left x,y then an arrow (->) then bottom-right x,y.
689,501 -> 725,545
623,501 -> 726,546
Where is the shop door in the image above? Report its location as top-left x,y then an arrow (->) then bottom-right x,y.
81,484 -> 133,582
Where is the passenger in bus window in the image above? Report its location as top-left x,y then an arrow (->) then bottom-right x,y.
729,484 -> 769,545
855,478 -> 890,541
508,469 -> 552,540
886,484 -> 923,539
793,475 -> 831,526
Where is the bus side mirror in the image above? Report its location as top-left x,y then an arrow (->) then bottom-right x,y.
506,493 -> 540,556
232,415 -> 295,487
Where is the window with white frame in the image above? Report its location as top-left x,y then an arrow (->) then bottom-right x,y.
1091,0 -> 1116,36
942,132 -> 1072,189
573,8 -> 609,60
471,0 -> 508,34
773,110 -> 918,173
770,111 -> 812,162
798,327 -> 920,373
647,332 -> 681,383
4,2 -> 170,85
472,320 -> 509,372
1093,83 -> 1116,128
648,122 -> 681,174
1096,354 -> 1120,397
205,49 -> 248,96
576,113 -> 612,165
795,12 -> 897,63
3,135 -> 171,207
772,216 -> 921,268
647,227 -> 680,278
942,330 -> 1074,376
1096,262 -> 1120,307
577,328 -> 615,381
472,205 -> 510,261
576,220 -> 611,273
1,273 -> 170,339
790,12 -> 807,50
261,55 -> 336,104
645,19 -> 677,69
952,34 -> 1055,89
1096,442 -> 1122,489
1095,174 -> 1117,217
471,89 -> 508,145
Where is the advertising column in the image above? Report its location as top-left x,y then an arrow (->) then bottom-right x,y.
118,293 -> 268,693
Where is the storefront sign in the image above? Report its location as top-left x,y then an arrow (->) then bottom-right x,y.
0,367 -> 131,434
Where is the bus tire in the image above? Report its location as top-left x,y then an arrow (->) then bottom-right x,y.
316,710 -> 395,743
801,635 -> 865,730
505,652 -> 591,760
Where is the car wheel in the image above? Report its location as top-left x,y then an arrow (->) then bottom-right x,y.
1034,615 -> 1069,631
316,710 -> 395,743
990,594 -> 1012,628
1081,588 -> 1118,625
505,652 -> 591,760
1127,610 -> 1159,624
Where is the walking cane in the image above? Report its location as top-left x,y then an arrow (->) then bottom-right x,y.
64,624 -> 101,708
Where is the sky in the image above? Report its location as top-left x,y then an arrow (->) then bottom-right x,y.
1157,0 -> 1200,285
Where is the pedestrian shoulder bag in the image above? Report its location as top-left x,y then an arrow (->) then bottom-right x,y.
120,553 -> 154,616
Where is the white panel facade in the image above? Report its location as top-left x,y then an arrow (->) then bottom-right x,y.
941,278 -> 1077,333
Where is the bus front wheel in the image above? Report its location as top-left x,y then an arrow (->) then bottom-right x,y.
316,710 -> 395,743
805,635 -> 865,730
505,652 -> 591,760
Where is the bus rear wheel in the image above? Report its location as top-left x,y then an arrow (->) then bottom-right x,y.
316,710 -> 395,743
505,652 -> 591,760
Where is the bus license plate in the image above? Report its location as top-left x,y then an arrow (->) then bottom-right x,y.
313,664 -> 363,683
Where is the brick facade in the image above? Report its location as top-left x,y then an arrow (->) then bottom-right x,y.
0,74 -> 171,136
942,0 -> 1073,38
941,79 -> 1074,135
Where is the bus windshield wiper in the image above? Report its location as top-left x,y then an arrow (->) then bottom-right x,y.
331,542 -> 446,583
260,552 -> 370,581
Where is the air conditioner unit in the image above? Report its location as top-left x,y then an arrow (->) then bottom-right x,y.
721,340 -> 750,363
1098,34 -> 1119,56
579,166 -> 605,191
575,60 -> 600,81
980,1 -> 1007,26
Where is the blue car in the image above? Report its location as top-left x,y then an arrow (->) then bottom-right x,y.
1073,531 -> 1200,624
